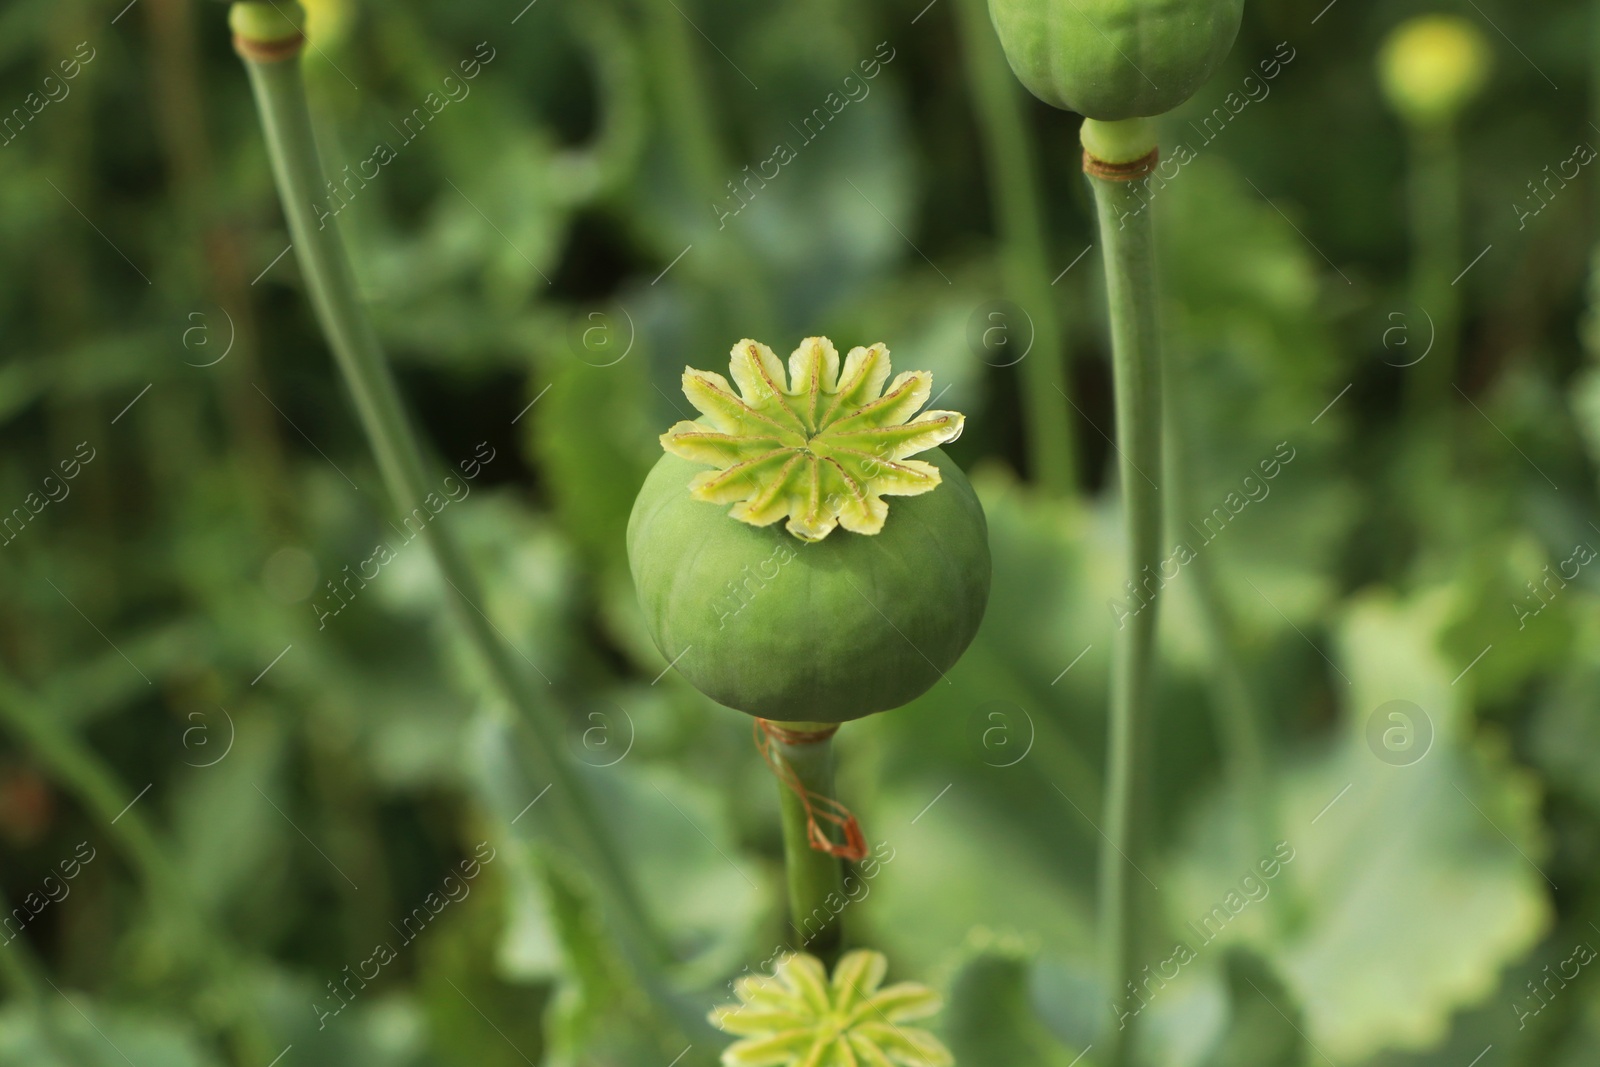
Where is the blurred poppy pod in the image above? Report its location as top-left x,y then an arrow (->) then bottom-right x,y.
986,0 -> 1245,120
1379,15 -> 1492,127
627,338 -> 991,722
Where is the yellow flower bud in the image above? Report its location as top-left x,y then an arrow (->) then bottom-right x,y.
1378,15 -> 1493,126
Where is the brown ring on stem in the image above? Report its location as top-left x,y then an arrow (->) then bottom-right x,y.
754,719 -> 867,861
760,721 -> 840,746
233,32 -> 306,64
1082,147 -> 1161,182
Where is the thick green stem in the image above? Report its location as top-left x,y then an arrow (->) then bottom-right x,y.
770,723 -> 847,961
953,0 -> 1078,496
229,4 -> 663,970
1083,118 -> 1164,1067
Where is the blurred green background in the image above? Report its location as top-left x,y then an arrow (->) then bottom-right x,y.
3,0 -> 1600,1064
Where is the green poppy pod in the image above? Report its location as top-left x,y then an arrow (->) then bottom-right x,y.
627,338 -> 992,722
986,0 -> 1245,120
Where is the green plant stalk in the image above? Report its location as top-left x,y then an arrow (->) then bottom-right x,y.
1085,123 -> 1165,1067
953,0 -> 1078,496
772,723 -> 847,961
230,13 -> 663,970
1406,121 -> 1462,414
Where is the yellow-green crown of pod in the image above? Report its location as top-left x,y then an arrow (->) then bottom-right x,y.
708,950 -> 954,1067
1378,15 -> 1493,127
658,337 -> 965,542
986,0 -> 1245,120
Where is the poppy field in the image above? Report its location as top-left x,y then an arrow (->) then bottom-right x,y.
2,1 -> 1599,1066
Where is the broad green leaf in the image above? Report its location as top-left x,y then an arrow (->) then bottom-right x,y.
1172,590 -> 1552,1061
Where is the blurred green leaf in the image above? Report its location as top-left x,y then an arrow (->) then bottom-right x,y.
0,998 -> 222,1067
169,711 -> 290,917
1200,950 -> 1307,1067
529,324 -> 658,583
1173,590 -> 1553,1061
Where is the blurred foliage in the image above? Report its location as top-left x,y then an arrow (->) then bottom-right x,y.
3,0 -> 1600,1064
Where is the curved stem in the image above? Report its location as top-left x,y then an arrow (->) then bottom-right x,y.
953,0 -> 1078,495
228,5 -> 664,971
1083,119 -> 1165,1067
769,723 -> 847,962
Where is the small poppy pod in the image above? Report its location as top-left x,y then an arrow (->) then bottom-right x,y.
986,0 -> 1245,121
627,338 -> 991,723
1378,15 -> 1492,128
